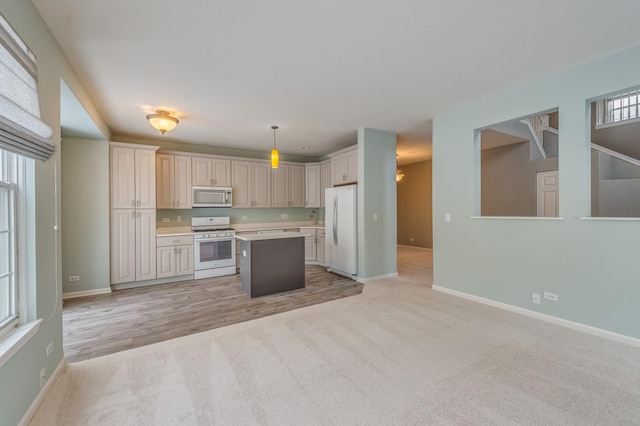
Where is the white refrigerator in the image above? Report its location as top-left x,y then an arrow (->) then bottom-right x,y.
325,184 -> 357,279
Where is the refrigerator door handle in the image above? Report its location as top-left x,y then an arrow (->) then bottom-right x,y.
333,195 -> 338,245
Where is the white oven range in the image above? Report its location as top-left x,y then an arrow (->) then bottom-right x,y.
192,216 -> 236,279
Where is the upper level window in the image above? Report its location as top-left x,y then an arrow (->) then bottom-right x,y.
596,89 -> 640,128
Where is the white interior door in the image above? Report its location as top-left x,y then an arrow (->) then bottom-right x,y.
537,170 -> 559,217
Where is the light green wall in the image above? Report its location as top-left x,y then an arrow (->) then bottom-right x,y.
0,1 -> 109,424
357,128 -> 397,279
115,136 -> 322,163
157,207 -> 324,228
61,138 -> 110,293
397,160 -> 432,248
433,44 -> 640,339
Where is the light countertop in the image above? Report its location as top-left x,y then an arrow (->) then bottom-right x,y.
235,232 -> 305,242
156,226 -> 193,236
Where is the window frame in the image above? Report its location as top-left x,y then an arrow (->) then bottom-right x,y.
0,181 -> 17,337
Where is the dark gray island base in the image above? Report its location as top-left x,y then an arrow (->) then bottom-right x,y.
237,233 -> 305,298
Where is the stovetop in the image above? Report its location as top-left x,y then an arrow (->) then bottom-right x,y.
193,227 -> 235,233
191,216 -> 232,232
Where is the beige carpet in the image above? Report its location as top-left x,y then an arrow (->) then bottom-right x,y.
31,247 -> 640,425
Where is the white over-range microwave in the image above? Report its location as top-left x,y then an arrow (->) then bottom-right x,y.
192,186 -> 232,207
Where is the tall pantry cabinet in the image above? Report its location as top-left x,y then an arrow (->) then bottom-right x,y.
110,143 -> 160,284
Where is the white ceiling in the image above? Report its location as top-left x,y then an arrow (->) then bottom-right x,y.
33,0 -> 640,165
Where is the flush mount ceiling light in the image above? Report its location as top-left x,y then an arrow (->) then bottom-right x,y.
271,125 -> 279,169
146,110 -> 179,135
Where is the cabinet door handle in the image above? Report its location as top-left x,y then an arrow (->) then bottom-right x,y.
137,200 -> 141,207
131,210 -> 136,218
137,211 -> 141,218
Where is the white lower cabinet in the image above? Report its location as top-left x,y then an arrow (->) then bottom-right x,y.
111,208 -> 157,284
317,229 -> 326,264
299,227 -> 325,264
156,235 -> 194,278
301,228 -> 317,261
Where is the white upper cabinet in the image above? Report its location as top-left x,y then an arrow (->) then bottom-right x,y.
320,160 -> 332,207
192,156 -> 231,187
231,160 -> 252,207
156,154 -> 173,209
331,145 -> 358,185
271,166 -> 288,208
272,164 -> 305,208
288,164 -> 305,207
111,144 -> 158,209
305,164 -> 321,208
111,146 -> 136,209
135,149 -> 157,209
174,156 -> 192,208
212,158 -> 231,187
231,160 -> 273,208
156,154 -> 192,209
252,162 -> 272,208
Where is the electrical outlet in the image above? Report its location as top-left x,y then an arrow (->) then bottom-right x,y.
445,213 -> 451,222
46,342 -> 53,358
40,368 -> 46,389
280,213 -> 288,219
544,292 -> 558,301
176,216 -> 181,222
242,216 -> 248,220
162,218 -> 170,222
532,293 -> 541,304
68,275 -> 79,282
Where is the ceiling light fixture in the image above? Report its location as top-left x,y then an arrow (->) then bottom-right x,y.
146,110 -> 179,135
271,125 -> 279,169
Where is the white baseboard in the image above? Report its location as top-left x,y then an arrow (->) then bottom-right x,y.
19,357 -> 66,426
433,285 -> 640,348
63,288 -> 111,300
358,272 -> 399,283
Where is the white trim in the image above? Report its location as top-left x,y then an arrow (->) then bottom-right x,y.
397,244 -> 432,250
108,141 -> 159,151
470,216 -> 564,220
432,285 -> 640,348
0,318 -> 41,368
357,272 -> 399,283
18,357 -> 66,426
62,288 -> 112,300
580,217 -> 640,221
591,143 -> 640,168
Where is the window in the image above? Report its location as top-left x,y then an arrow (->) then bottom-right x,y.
0,181 -> 16,333
596,89 -> 640,128
0,12 -> 50,347
0,150 -> 23,339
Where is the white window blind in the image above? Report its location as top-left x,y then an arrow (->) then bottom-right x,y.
0,12 -> 53,161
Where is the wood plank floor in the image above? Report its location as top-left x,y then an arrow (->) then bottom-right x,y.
63,265 -> 363,363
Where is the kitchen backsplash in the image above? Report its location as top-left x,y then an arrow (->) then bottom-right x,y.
156,207 -> 325,228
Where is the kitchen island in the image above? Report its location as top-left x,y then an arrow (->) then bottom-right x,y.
236,232 -> 305,297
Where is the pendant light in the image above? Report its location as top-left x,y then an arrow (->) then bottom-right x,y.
146,110 -> 179,135
271,125 -> 279,169
396,154 -> 404,182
